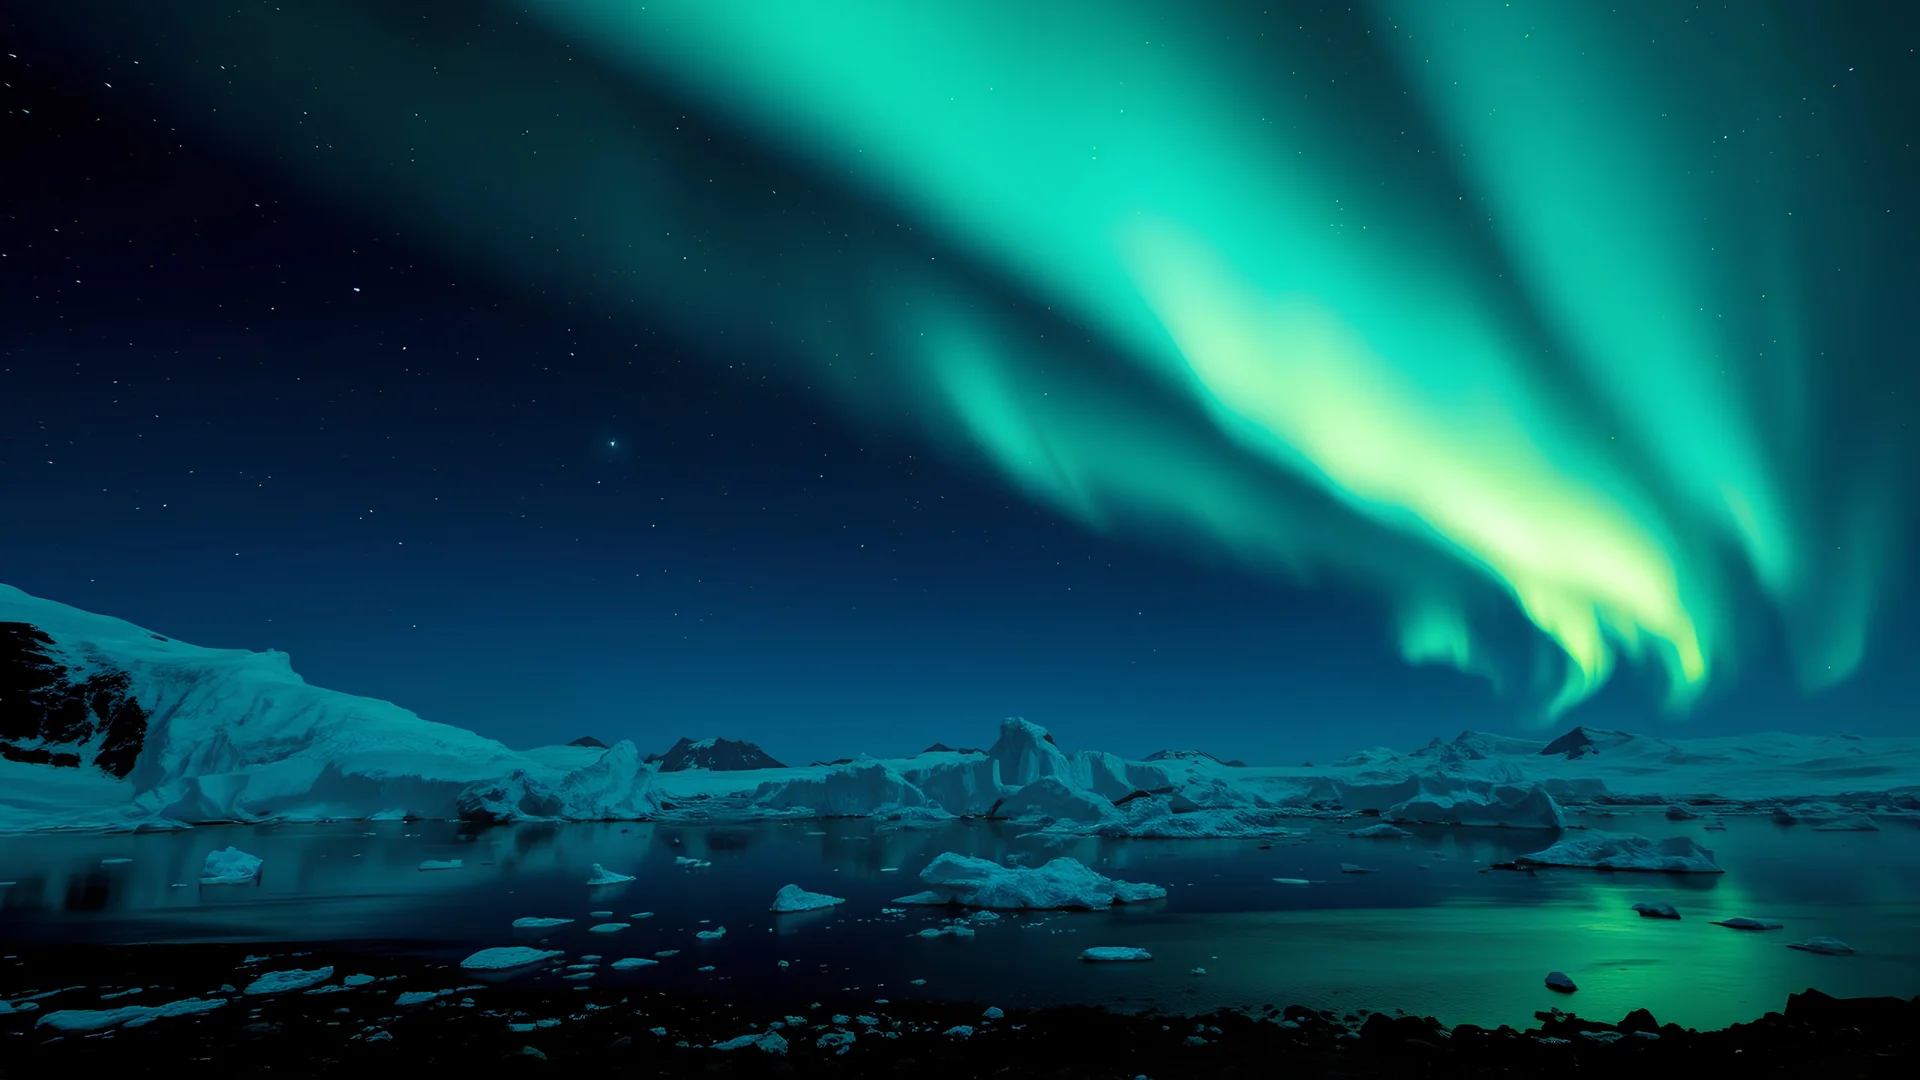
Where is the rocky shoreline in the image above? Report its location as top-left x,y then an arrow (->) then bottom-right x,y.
2,941 -> 1915,1077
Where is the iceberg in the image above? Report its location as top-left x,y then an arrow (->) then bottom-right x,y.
770,884 -> 845,913
904,852 -> 1166,909
1385,781 -> 1564,830
198,846 -> 262,885
1516,833 -> 1722,873
35,996 -> 227,1033
586,863 -> 636,885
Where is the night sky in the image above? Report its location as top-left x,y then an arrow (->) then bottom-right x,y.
3,2 -> 1915,766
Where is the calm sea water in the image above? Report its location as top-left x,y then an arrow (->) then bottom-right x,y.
3,815 -> 1917,1029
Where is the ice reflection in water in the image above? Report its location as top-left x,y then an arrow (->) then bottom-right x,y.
1,815 -> 1916,1029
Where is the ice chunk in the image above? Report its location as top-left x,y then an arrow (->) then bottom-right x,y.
908,852 -> 1165,909
610,957 -> 658,970
1385,782 -> 1564,830
695,926 -> 726,940
35,996 -> 226,1033
1811,815 -> 1878,832
1273,877 -> 1310,885
589,923 -> 631,933
1079,947 -> 1152,962
511,917 -> 573,929
1348,823 -> 1411,839
243,967 -> 334,995
944,1024 -> 975,1037
1515,832 -> 1722,873
395,990 -> 451,1006
983,1006 -> 1005,1020
1787,936 -> 1854,954
418,859 -> 462,871
1712,917 -> 1784,931
344,974 -> 376,986
916,924 -> 976,939
818,1030 -> 856,1054
1338,863 -> 1377,874
1545,971 -> 1577,993
770,884 -> 845,913
199,846 -> 262,885
1632,901 -> 1680,919
585,863 -> 635,885
712,1030 -> 789,1054
459,946 -> 564,970
674,856 -> 712,868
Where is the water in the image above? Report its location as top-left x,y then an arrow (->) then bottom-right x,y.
3,815 -> 1917,1029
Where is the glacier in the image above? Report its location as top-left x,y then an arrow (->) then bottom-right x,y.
6,583 -> 1920,834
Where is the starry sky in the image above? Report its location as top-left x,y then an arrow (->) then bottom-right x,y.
2,1 -> 1916,766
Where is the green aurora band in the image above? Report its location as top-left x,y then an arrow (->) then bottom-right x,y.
33,0 -> 1911,719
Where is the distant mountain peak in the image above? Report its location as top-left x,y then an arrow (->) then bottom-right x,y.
921,742 -> 984,755
1538,725 -> 1637,759
567,736 -> 608,749
645,736 -> 785,772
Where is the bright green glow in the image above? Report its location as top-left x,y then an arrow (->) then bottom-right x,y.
59,0 -> 1892,717
530,0 -> 1751,712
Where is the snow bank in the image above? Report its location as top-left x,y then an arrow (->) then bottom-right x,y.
906,852 -> 1166,909
770,884 -> 845,913
1515,833 -> 1722,873
198,846 -> 261,885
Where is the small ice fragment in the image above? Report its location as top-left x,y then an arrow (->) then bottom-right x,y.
983,1006 -> 1004,1020
1712,917 -> 1784,931
586,864 -> 636,885
1788,937 -> 1854,955
695,926 -> 726,940
1189,967 -> 1207,976
511,917 -> 573,929
244,967 -> 334,995
459,947 -> 564,971
1338,864 -> 1377,874
674,856 -> 712,868
395,990 -> 449,1006
200,847 -> 263,885
654,949 -> 680,958
611,958 -> 658,970
770,884 -> 845,913
418,860 -> 462,871
630,912 -> 654,919
1079,947 -> 1151,962
589,923 -> 631,933
944,1024 -> 975,1037
1273,877 -> 1309,885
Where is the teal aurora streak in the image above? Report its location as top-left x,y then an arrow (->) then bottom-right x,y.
43,0 -> 1911,719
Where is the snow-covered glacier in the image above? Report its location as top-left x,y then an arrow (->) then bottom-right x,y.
7,583 -> 1920,834
0,584 -> 658,830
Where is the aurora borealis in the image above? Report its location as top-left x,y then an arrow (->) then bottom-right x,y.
5,1 -> 1915,750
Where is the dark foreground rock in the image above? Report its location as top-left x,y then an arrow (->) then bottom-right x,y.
2,942 -> 1915,1078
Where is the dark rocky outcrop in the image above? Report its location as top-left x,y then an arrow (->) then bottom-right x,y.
644,736 -> 785,772
921,743 -> 984,755
0,621 -> 149,778
1540,726 -> 1598,759
567,736 -> 608,749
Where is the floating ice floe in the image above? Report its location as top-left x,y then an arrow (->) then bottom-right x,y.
1273,877 -> 1310,885
611,957 -> 658,970
1348,823 -> 1411,839
1712,917 -> 1784,931
770,884 -> 845,913
511,917 -> 573,929
35,996 -> 227,1033
695,926 -> 726,940
459,946 -> 564,970
585,863 -> 635,885
712,1030 -> 788,1054
418,859 -> 462,871
915,924 -> 976,939
1787,937 -> 1854,955
674,856 -> 712,868
243,967 -> 334,995
589,923 -> 631,933
1515,833 -> 1722,873
1338,863 -> 1377,874
897,852 -> 1165,910
199,846 -> 262,885
1079,947 -> 1151,962
1632,901 -> 1681,919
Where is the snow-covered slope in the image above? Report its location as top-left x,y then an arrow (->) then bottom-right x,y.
0,585 -> 659,831
6,584 -> 1920,834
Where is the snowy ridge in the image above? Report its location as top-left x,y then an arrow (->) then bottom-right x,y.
5,584 -> 1920,834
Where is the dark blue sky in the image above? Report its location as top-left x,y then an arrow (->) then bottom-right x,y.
2,5 -> 1914,765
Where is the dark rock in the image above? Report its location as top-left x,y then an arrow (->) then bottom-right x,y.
1618,1008 -> 1660,1033
0,621 -> 151,779
644,736 -> 785,771
567,736 -> 608,748
921,743 -> 984,755
1539,726 -> 1597,758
